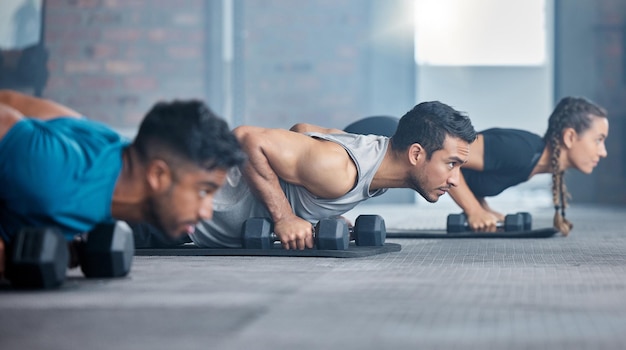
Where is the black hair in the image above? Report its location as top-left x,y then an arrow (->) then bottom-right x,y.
132,100 -> 245,171
390,101 -> 476,159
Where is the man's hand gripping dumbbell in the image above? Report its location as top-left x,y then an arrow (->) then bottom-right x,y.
242,215 -> 386,250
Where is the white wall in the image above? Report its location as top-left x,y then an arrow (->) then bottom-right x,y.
417,66 -> 553,136
413,0 -> 555,208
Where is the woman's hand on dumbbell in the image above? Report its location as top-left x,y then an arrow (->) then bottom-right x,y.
467,209 -> 500,232
273,214 -> 315,250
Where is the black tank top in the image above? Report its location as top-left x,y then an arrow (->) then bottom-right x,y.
461,128 -> 545,197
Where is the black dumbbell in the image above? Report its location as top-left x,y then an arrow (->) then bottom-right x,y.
5,221 -> 134,289
446,213 -> 526,233
75,221 -> 134,278
5,227 -> 68,289
242,215 -> 386,250
516,212 -> 532,230
352,215 -> 386,246
316,215 -> 386,249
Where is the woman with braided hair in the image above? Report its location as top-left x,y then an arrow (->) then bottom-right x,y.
449,96 -> 608,235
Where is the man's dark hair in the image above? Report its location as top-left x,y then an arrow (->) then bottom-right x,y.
133,100 -> 245,170
390,101 -> 476,159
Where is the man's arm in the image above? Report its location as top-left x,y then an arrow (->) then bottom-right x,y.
234,125 -> 357,250
0,90 -> 82,120
289,123 -> 346,134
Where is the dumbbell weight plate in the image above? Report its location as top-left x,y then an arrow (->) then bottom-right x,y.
7,227 -> 68,289
354,215 -> 386,246
80,221 -> 134,278
446,213 -> 467,233
503,213 -> 524,232
242,217 -> 274,249
518,212 -> 532,231
316,218 -> 349,250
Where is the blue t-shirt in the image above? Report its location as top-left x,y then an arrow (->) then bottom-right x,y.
0,117 -> 130,242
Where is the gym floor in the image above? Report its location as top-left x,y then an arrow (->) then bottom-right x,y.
1,197 -> 626,350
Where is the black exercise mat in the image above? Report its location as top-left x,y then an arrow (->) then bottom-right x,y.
135,242 -> 401,258
386,227 -> 559,239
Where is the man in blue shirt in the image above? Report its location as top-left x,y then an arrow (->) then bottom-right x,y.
0,90 -> 245,276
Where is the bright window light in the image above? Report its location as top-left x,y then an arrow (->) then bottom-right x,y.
0,0 -> 42,50
415,0 -> 547,66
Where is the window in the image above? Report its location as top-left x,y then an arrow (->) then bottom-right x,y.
0,0 -> 43,50
415,0 -> 547,66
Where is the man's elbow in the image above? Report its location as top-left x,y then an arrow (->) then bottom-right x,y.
0,90 -> 18,106
233,125 -> 263,149
233,125 -> 250,139
290,123 -> 310,133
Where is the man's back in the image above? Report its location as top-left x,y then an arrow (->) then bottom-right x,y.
0,117 -> 128,241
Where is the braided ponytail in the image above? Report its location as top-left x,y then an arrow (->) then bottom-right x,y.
544,97 -> 607,235
553,172 -> 573,235
548,121 -> 573,235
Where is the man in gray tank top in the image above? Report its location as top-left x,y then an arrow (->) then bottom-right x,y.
189,101 -> 477,249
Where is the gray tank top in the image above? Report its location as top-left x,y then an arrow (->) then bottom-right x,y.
190,132 -> 389,248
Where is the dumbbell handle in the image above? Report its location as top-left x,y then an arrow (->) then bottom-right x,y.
67,239 -> 82,268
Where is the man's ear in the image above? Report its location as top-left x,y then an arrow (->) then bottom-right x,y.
408,143 -> 425,166
562,127 -> 577,149
146,159 -> 173,192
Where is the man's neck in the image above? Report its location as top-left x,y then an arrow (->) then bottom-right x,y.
110,147 -> 148,222
370,146 -> 410,190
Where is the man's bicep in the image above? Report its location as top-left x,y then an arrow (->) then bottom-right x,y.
240,128 -> 355,197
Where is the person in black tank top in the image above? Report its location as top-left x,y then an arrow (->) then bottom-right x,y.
452,97 -> 608,235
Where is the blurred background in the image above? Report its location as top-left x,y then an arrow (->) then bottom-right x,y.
0,0 -> 624,207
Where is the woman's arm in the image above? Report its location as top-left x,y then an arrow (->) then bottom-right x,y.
447,172 -> 501,232
446,134 -> 502,232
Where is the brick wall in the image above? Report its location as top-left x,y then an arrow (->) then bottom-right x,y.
44,0 -> 208,128
33,0 -> 416,134
235,0 -> 372,128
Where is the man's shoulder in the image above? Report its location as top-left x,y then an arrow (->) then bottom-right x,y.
309,132 -> 387,144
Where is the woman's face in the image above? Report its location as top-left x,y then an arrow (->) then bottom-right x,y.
564,116 -> 609,174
